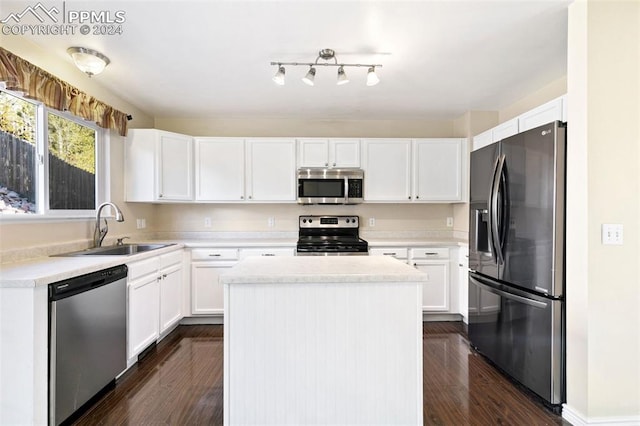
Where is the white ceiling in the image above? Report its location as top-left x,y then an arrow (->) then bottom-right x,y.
10,0 -> 570,121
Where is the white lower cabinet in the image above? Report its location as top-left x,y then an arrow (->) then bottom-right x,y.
127,249 -> 184,362
191,248 -> 239,315
190,246 -> 294,316
410,247 -> 451,313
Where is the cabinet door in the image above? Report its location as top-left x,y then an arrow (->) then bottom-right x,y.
330,139 -> 360,168
191,262 -> 236,315
492,118 -> 519,142
518,97 -> 563,131
195,138 -> 245,201
413,261 -> 449,312
298,139 -> 329,167
159,263 -> 183,333
362,139 -> 412,201
157,132 -> 193,200
413,139 -> 462,202
128,274 -> 160,359
246,138 -> 296,201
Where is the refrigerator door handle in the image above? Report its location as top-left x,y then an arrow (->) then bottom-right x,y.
470,275 -> 548,309
490,154 -> 506,264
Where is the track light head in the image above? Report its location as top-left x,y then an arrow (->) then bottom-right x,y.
272,65 -> 286,85
366,66 -> 380,86
336,66 -> 349,85
302,67 -> 316,86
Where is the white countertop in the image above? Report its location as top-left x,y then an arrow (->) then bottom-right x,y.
0,244 -> 184,288
220,256 -> 428,284
0,236 -> 468,289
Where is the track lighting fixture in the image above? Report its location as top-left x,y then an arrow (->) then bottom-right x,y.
270,48 -> 382,86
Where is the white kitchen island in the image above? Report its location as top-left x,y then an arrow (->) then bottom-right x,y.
220,256 -> 425,426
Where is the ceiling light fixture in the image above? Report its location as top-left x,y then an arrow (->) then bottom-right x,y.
272,65 -> 286,85
302,66 -> 316,86
270,48 -> 382,86
67,47 -> 110,77
366,66 -> 380,86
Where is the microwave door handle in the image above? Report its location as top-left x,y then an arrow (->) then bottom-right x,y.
490,155 -> 505,265
344,177 -> 349,204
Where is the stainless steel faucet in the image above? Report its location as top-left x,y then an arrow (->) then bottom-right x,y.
94,202 -> 125,247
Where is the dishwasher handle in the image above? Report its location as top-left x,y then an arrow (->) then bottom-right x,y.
49,265 -> 128,301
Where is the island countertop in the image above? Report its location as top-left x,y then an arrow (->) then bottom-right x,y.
220,255 -> 428,284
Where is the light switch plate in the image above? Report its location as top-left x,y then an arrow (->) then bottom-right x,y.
602,223 -> 623,245
446,217 -> 454,227
204,217 -> 212,228
369,218 -> 375,227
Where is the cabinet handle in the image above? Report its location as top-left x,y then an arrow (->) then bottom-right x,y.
248,195 -> 252,200
408,196 -> 411,200
425,252 -> 439,256
416,196 -> 420,199
325,162 -> 328,167
332,162 -> 336,167
262,253 -> 275,256
156,276 -> 162,282
162,274 -> 167,278
240,195 -> 244,199
159,194 -> 163,198
458,263 -> 464,267
208,253 -> 221,257
383,252 -> 397,256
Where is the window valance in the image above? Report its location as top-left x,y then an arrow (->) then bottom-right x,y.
0,47 -> 129,136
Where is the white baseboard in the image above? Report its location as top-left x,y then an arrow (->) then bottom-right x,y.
563,404 -> 640,426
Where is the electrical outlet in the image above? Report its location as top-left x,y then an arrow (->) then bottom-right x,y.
602,223 -> 623,245
369,217 -> 375,227
136,218 -> 146,229
446,217 -> 454,227
268,217 -> 275,228
204,217 -> 212,228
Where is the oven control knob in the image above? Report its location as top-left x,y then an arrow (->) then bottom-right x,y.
302,219 -> 307,223
309,219 -> 313,223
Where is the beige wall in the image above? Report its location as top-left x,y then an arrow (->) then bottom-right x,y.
154,117 -> 454,138
154,203 -> 454,234
566,0 -> 640,421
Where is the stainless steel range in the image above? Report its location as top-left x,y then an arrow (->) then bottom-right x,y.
296,215 -> 368,255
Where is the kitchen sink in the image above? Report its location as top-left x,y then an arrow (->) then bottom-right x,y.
54,243 -> 175,257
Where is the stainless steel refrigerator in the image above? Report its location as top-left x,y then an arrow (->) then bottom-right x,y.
468,121 -> 566,410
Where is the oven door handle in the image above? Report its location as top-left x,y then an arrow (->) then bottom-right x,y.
470,275 -> 548,309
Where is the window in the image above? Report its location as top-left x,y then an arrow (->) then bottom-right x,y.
0,90 -> 105,216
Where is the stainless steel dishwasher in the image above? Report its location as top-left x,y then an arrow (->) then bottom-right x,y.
49,264 -> 128,426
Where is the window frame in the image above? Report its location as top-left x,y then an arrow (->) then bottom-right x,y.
0,89 -> 109,221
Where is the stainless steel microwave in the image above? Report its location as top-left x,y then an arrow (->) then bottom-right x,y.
297,168 -> 364,204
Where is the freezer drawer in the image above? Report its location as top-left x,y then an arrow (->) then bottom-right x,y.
468,273 -> 564,406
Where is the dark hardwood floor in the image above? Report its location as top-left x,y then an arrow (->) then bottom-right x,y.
73,323 -> 570,425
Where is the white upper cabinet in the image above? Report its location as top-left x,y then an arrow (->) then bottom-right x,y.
518,96 -> 565,131
362,139 -> 412,201
363,138 -> 464,203
195,138 -> 245,201
195,137 -> 296,202
492,118 -> 519,141
246,138 -> 296,201
298,138 -> 360,168
472,95 -> 566,151
413,139 -> 463,202
125,129 -> 194,202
